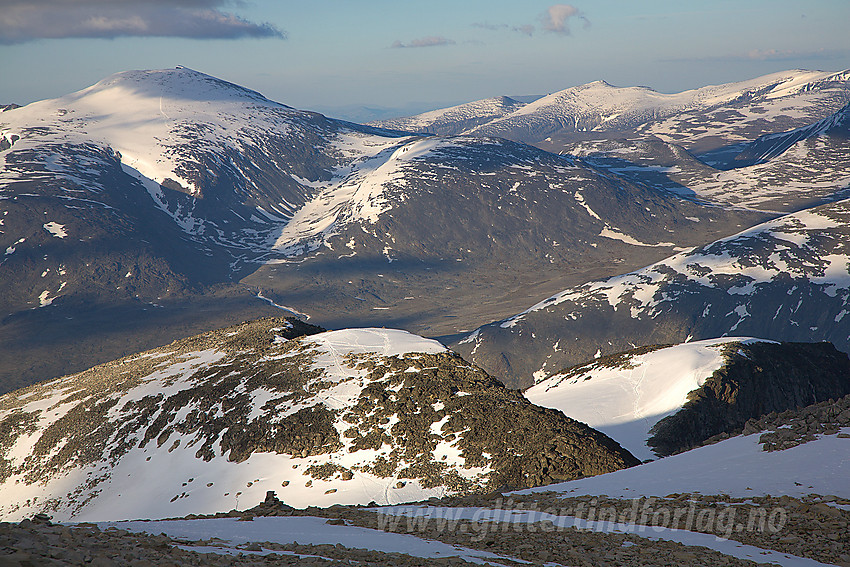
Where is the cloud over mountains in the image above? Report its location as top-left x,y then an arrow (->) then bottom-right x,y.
472,4 -> 589,39
0,0 -> 285,43
541,4 -> 589,35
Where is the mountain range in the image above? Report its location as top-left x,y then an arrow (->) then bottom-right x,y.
1,66 -> 849,565
373,69 -> 850,155
2,66 -> 799,392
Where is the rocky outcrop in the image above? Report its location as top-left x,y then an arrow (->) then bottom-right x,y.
0,319 -> 637,520
735,393 -> 850,451
337,351 -> 639,490
648,342 -> 850,456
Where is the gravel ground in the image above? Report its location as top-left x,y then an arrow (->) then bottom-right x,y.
0,515 -> 484,566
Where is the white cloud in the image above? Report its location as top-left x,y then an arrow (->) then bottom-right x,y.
391,36 -> 455,49
0,0 -> 285,43
541,4 -> 589,35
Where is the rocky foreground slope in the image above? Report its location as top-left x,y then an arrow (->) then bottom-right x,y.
0,317 -> 637,522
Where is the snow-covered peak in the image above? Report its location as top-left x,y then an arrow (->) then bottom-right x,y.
0,66 -> 414,254
465,68 -> 848,140
66,67 -> 284,107
370,95 -> 527,136
4,67 -> 288,134
525,338 -> 771,461
268,136 -> 473,255
305,328 -> 446,359
0,67 -> 305,196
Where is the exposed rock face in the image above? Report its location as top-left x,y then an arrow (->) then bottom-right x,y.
648,342 -> 850,456
0,318 -> 636,521
749,393 -> 850,451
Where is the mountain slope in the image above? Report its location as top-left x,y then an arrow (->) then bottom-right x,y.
370,96 -> 528,136
0,317 -> 638,522
526,338 -> 761,460
684,102 -> 850,212
567,103 -> 850,213
525,338 -> 850,460
0,67 -> 423,391
719,102 -> 850,168
518,406 -> 850,502
0,66 -> 412,268
455,197 -> 850,387
374,69 -> 850,218
244,135 -> 766,335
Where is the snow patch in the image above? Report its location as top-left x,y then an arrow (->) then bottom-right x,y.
42,222 -> 67,238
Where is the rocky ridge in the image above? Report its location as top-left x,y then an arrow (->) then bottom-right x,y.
647,341 -> 850,456
0,317 -> 637,522
699,392 -> 850,452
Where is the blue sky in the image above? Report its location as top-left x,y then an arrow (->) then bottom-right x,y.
1,1 -> 848,119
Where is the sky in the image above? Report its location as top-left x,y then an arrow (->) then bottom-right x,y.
1,0 -> 849,121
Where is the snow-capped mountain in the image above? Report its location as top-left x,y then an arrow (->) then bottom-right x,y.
1,67 -> 768,391
242,135 -> 764,333
370,96 -> 529,136
379,69 -> 850,156
0,67 -> 423,390
570,102 -> 850,213
0,66 -> 413,264
640,69 -> 850,154
525,338 -> 850,461
712,102 -> 850,168
0,317 -> 638,522
371,69 -> 850,218
455,197 -> 850,387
